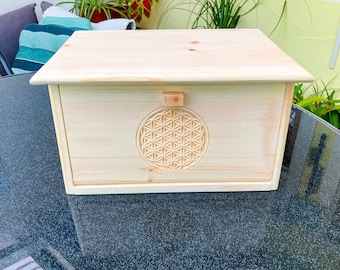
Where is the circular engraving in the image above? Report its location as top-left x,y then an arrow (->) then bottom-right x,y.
137,107 -> 209,171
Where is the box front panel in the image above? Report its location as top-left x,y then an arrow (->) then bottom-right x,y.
58,83 -> 286,188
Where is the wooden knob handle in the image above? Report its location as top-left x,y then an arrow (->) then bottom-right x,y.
162,92 -> 184,107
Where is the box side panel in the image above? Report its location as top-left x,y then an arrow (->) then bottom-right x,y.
270,83 -> 295,190
48,85 -> 74,193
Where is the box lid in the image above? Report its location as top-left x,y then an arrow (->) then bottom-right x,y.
30,29 -> 313,85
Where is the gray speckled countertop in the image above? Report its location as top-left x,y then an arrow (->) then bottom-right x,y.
0,73 -> 339,269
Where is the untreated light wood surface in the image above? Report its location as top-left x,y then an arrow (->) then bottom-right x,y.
30,29 -> 313,194
162,92 -> 184,107
30,29 -> 313,85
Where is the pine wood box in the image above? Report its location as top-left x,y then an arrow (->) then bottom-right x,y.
30,29 -> 313,194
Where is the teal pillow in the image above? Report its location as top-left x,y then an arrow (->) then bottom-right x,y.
12,23 -> 75,74
39,16 -> 93,31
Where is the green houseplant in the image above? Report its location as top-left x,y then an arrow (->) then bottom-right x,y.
57,0 -> 158,23
158,0 -> 259,29
293,80 -> 340,129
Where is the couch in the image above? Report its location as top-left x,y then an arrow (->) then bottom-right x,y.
0,2 -> 135,76
0,4 -> 38,76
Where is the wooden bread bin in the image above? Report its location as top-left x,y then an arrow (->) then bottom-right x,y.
30,29 -> 313,194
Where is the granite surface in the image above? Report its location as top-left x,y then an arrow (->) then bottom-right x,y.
0,73 -> 339,269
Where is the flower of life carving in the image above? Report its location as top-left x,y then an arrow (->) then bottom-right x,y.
137,107 -> 209,171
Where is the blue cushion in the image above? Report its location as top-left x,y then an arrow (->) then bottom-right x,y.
39,16 -> 93,31
12,24 -> 75,74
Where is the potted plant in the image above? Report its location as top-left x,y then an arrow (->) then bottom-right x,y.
293,80 -> 340,129
158,0 -> 259,29
57,0 -> 158,23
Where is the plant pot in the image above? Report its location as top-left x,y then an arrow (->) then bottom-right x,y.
110,7 -> 129,19
89,9 -> 109,23
83,6 -> 129,23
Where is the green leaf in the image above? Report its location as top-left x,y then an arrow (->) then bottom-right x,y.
296,96 -> 326,108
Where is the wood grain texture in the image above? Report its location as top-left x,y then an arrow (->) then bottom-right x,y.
30,29 -> 313,194
48,85 -> 75,194
30,29 -> 313,85
162,92 -> 184,106
55,83 -> 286,190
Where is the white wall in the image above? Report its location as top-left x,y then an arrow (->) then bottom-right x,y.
0,0 -> 60,19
